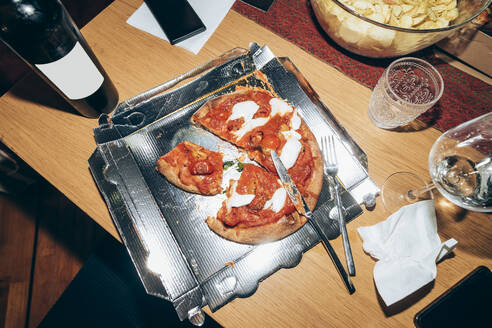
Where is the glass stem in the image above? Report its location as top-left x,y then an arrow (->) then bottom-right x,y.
407,183 -> 435,201
465,170 -> 479,177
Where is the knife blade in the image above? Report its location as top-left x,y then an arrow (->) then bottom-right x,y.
271,151 -> 355,294
270,150 -> 311,218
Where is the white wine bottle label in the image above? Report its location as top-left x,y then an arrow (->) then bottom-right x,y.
35,42 -> 104,100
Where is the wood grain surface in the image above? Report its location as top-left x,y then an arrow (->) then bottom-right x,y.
0,190 -> 37,328
0,183 -> 106,328
0,0 -> 490,327
27,183 -> 105,328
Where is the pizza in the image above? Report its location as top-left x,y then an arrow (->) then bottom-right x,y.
156,141 -> 223,195
157,88 -> 324,244
207,162 -> 308,244
191,88 -> 323,207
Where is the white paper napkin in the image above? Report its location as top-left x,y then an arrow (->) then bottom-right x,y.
126,0 -> 235,54
358,200 -> 458,306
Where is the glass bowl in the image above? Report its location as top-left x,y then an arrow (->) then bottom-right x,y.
311,0 -> 492,58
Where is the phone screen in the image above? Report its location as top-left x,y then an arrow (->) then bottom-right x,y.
414,266 -> 491,328
144,0 -> 206,45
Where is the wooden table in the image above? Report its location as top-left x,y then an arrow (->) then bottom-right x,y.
0,0 -> 490,326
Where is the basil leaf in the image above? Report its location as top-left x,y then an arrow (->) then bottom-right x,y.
223,161 -> 234,170
237,162 -> 244,172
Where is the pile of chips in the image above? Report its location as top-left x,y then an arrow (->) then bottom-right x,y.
312,0 -> 460,56
340,0 -> 459,29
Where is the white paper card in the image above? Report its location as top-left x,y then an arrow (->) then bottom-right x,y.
126,0 -> 236,54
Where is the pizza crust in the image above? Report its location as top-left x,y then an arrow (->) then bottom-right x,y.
206,211 -> 307,244
298,121 -> 324,211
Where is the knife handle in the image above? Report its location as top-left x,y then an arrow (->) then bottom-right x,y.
309,218 -> 356,294
331,180 -> 356,276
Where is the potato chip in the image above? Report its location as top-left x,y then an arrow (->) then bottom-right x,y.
446,0 -> 457,10
400,13 -> 413,27
339,16 -> 371,43
412,14 -> 427,25
445,8 -> 459,20
401,4 -> 414,13
432,5 -> 447,12
392,5 -> 403,17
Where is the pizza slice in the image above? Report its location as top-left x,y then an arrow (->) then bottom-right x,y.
191,88 -> 323,210
156,141 -> 223,195
207,162 -> 305,244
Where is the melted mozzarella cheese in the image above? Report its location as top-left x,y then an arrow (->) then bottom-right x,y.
270,98 -> 293,117
280,130 -> 302,170
233,117 -> 269,139
282,130 -> 302,139
220,158 -> 259,191
226,180 -> 255,211
228,97 -> 300,143
229,192 -> 255,208
291,110 -> 301,130
221,164 -> 243,190
263,187 -> 287,213
229,101 -> 259,121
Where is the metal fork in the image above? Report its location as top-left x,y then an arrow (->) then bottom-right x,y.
322,135 -> 356,276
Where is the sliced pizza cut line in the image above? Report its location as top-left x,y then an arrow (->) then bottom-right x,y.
191,88 -> 323,204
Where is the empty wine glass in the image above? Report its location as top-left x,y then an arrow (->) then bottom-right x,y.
382,112 -> 492,213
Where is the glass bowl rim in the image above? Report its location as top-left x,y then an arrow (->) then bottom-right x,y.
383,57 -> 444,107
328,0 -> 492,33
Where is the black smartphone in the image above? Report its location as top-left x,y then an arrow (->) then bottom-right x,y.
241,0 -> 276,12
414,266 -> 491,328
144,0 -> 206,45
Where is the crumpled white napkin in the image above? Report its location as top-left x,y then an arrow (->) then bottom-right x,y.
357,200 -> 458,306
126,0 -> 236,54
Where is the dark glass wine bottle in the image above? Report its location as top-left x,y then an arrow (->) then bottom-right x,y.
0,0 -> 118,118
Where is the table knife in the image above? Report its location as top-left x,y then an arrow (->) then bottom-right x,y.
271,151 -> 355,294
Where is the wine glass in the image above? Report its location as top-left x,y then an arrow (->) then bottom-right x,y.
382,112 -> 492,213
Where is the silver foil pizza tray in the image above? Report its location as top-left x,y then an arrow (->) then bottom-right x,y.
89,43 -> 379,325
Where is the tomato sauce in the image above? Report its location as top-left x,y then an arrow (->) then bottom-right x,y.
200,90 -> 274,141
218,164 -> 295,228
163,141 -> 223,194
